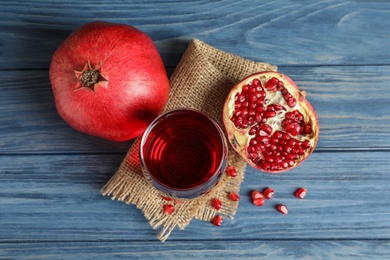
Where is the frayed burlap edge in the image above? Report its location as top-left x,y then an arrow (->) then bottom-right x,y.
102,38 -> 277,242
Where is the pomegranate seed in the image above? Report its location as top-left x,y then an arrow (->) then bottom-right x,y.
253,198 -> 265,206
249,95 -> 257,104
266,77 -> 278,91
286,159 -> 294,167
273,131 -> 283,139
295,188 -> 307,199
276,204 -> 288,214
276,81 -> 284,90
304,124 -> 312,135
257,136 -> 270,144
298,148 -> 306,155
228,192 -> 240,201
251,190 -> 264,200
227,166 -> 237,177
249,108 -> 256,116
211,198 -> 222,210
249,126 -> 257,135
281,161 -> 289,168
263,110 -> 276,118
267,104 -> 286,111
255,113 -> 262,122
281,87 -> 297,108
212,215 -> 223,226
252,78 -> 261,86
261,162 -> 271,170
241,108 -> 249,117
249,138 -> 258,147
282,133 -> 290,141
230,79 -> 269,129
175,199 -> 184,204
286,139 -> 296,147
259,124 -> 273,135
264,155 -> 274,163
302,140 -> 311,148
242,84 -> 250,93
161,195 -> 173,201
287,97 -> 296,107
163,204 -> 175,215
263,187 -> 274,199
283,145 -> 292,153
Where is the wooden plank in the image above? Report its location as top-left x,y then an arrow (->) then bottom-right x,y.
0,70 -> 134,153
0,0 -> 389,69
1,240 -> 389,259
0,152 -> 389,242
1,65 -> 389,153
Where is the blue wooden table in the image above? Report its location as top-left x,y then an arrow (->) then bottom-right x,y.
1,0 -> 389,258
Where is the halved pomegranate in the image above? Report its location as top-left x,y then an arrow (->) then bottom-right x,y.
222,72 -> 319,173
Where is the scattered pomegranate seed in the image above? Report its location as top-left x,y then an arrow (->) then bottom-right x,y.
295,187 -> 307,199
212,215 -> 223,226
251,190 -> 264,200
163,204 -> 175,215
174,199 -> 184,204
211,198 -> 222,210
253,198 -> 265,207
227,166 -> 237,177
276,204 -> 288,214
161,195 -> 183,204
161,195 -> 173,201
263,187 -> 274,199
228,192 -> 240,201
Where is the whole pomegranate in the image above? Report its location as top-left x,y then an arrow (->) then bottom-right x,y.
49,21 -> 170,142
223,72 -> 319,173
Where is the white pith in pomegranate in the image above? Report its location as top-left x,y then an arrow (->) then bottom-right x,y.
223,72 -> 319,173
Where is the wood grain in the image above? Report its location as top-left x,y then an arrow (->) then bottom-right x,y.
0,0 -> 389,69
0,0 -> 389,258
0,65 -> 389,153
1,152 -> 388,241
1,240 -> 389,259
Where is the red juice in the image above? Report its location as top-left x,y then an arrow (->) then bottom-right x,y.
140,109 -> 227,199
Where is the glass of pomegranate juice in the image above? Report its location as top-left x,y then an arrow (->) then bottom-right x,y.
140,109 -> 228,199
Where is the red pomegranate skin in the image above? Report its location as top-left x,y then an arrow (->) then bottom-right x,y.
50,21 -> 170,142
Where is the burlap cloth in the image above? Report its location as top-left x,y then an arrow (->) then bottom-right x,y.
101,39 -> 277,241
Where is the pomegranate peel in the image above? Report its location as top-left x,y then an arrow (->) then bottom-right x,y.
50,21 -> 170,142
222,72 -> 319,173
